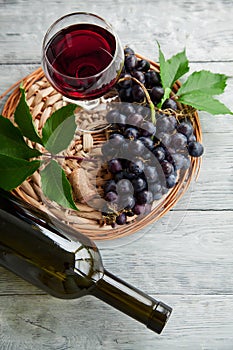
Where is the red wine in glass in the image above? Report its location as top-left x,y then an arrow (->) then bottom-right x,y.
42,16 -> 124,101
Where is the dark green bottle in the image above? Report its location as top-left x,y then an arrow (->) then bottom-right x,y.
0,190 -> 172,334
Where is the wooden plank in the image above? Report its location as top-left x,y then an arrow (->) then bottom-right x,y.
0,294 -> 232,349
0,0 -> 233,63
100,210 -> 233,295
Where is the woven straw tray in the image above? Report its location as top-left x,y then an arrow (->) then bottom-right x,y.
0,55 -> 202,241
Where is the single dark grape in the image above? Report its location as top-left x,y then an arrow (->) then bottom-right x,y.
162,98 -> 178,110
133,203 -> 151,215
116,212 -> 127,225
109,133 -> 125,147
136,190 -> 154,204
140,121 -> 157,137
151,183 -> 162,199
187,133 -> 197,143
172,153 -> 191,170
128,139 -> 145,156
177,122 -> 194,138
166,174 -> 177,189
116,179 -> 134,195
156,115 -> 177,133
138,136 -> 154,150
128,159 -> 145,175
137,59 -> 150,72
124,127 -> 139,140
117,73 -> 132,89
152,183 -> 163,200
118,87 -> 132,102
106,109 -> 121,123
108,159 -> 123,173
143,151 -> 154,162
156,132 -> 171,147
119,141 -> 129,156
169,133 -> 187,151
120,103 -> 136,116
125,54 -> 138,71
132,177 -> 147,193
124,47 -> 135,56
115,113 -> 127,128
103,179 -> 117,194
144,165 -> 159,183
105,191 -> 118,203
188,141 -> 204,157
145,70 -> 161,88
136,105 -> 150,118
132,85 -> 145,102
165,147 -> 175,164
101,142 -> 117,158
132,71 -> 146,84
150,85 -> 164,104
126,112 -> 144,127
168,115 -> 178,129
161,160 -> 174,176
152,146 -> 166,162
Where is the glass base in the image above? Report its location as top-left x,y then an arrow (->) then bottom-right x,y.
63,96 -> 100,110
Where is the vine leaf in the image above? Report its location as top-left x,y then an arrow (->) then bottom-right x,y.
40,159 -> 78,210
43,115 -> 77,154
0,155 -> 40,191
42,104 -> 77,144
14,86 -> 44,145
177,92 -> 233,115
158,42 -> 189,91
0,115 -> 41,159
157,42 -> 232,115
177,70 -> 228,97
177,70 -> 232,115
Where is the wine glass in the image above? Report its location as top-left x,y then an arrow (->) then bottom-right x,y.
42,12 -> 124,131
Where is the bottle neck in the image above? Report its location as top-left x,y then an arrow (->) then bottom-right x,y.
92,269 -> 172,334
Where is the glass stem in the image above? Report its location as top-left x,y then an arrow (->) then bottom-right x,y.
92,269 -> 172,334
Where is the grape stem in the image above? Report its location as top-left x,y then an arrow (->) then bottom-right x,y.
118,76 -> 156,124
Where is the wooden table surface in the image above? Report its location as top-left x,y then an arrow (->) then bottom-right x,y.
0,1 -> 233,349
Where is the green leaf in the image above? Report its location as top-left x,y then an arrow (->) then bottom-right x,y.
14,86 -> 43,145
177,92 -> 233,115
44,115 -> 77,154
158,42 -> 189,89
42,104 -> 77,144
177,70 -> 228,97
156,42 -> 232,115
40,160 -> 78,210
0,155 -> 40,191
0,115 -> 41,159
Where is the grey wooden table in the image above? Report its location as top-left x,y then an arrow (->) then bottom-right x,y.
0,1 -> 233,349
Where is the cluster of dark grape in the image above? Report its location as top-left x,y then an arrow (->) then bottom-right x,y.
100,104 -> 204,227
99,46 -> 204,227
117,47 -> 177,110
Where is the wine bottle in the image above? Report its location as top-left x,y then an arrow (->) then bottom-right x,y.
0,189 -> 172,334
